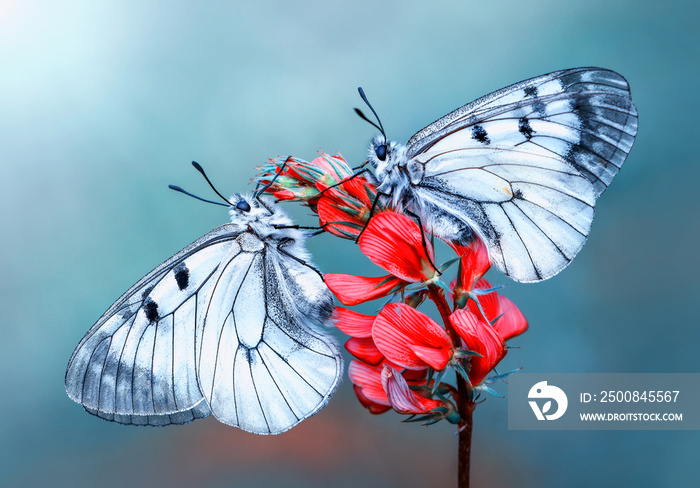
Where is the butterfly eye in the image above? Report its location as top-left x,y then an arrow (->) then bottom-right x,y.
236,200 -> 251,212
375,144 -> 387,161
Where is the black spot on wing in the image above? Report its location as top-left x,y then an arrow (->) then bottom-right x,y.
173,262 -> 189,291
472,125 -> 490,144
513,189 -> 524,199
518,117 -> 534,140
523,85 -> 546,114
143,299 -> 159,322
141,285 -> 155,300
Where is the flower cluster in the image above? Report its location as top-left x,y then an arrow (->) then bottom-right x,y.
256,153 -> 385,239
255,154 -> 528,427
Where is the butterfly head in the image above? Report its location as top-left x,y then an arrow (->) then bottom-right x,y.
228,193 -> 268,222
368,135 -> 406,180
228,193 -> 294,233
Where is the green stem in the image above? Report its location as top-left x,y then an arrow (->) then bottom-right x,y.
428,285 -> 474,488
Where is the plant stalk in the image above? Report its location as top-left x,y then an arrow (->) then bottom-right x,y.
428,285 -> 474,488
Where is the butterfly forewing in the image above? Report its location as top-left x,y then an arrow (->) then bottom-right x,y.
398,67 -> 636,282
406,67 -> 637,197
65,225 -> 242,426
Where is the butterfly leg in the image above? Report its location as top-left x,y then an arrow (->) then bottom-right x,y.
403,209 -> 441,275
355,190 -> 390,242
255,156 -> 291,200
317,168 -> 371,197
352,161 -> 369,171
274,224 -> 323,230
274,224 -> 326,238
276,242 -> 326,282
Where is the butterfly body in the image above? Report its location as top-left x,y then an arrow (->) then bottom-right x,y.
66,193 -> 341,434
366,67 -> 637,282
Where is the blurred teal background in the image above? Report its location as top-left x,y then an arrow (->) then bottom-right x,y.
1,0 -> 698,486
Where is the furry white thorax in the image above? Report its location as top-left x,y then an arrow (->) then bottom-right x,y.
367,135 -> 412,209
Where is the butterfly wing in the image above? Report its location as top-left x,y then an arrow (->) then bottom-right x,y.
196,233 -> 342,435
403,67 -> 637,282
65,224 -> 242,426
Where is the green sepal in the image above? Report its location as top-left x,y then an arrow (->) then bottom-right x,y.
453,361 -> 471,383
430,368 -> 448,394
403,414 -> 436,423
438,257 -> 460,273
453,349 -> 483,359
476,384 -> 504,398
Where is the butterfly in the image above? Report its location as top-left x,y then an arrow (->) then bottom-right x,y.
359,67 -> 637,282
65,179 -> 342,435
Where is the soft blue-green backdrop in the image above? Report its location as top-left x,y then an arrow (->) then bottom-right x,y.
2,1 -> 698,487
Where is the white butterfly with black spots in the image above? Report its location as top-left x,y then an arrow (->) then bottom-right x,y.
364,67 -> 637,282
65,193 -> 342,434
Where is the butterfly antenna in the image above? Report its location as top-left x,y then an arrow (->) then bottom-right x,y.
168,185 -> 229,207
354,108 -> 382,133
357,87 -> 386,142
191,161 -> 231,205
255,156 -> 290,198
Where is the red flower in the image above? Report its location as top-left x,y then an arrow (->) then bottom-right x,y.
381,365 -> 445,415
317,176 -> 385,239
346,337 -> 384,366
450,309 -> 508,385
333,307 -> 375,338
325,274 -> 404,306
359,211 -> 438,283
372,303 -> 453,371
348,360 -> 429,415
451,237 -> 491,309
255,153 -> 354,207
333,306 -> 384,365
467,279 -> 528,340
348,360 -> 392,414
493,296 -> 528,341
452,238 -> 491,290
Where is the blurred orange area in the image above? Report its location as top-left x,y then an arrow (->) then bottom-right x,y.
162,402 -> 460,486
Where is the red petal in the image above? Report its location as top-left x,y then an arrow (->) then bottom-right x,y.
310,153 -> 354,182
372,303 -> 452,370
333,307 -> 375,338
316,176 -> 383,239
450,237 -> 491,290
412,344 -> 452,371
359,211 -> 437,282
401,365 -> 430,383
348,360 -> 390,406
493,297 -> 528,341
345,337 -> 384,366
353,384 -> 392,414
325,273 -> 404,306
467,279 -> 501,323
381,365 -> 444,414
272,189 -> 298,200
317,195 -> 365,239
450,309 -> 507,385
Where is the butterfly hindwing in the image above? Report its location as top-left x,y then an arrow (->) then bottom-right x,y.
196,233 -> 341,435
400,67 -> 636,282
